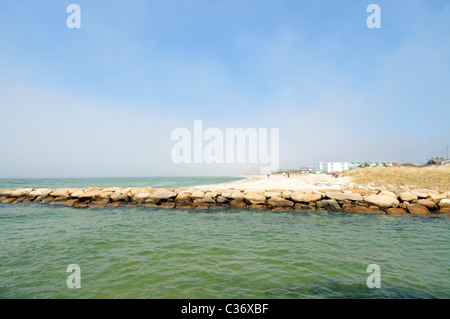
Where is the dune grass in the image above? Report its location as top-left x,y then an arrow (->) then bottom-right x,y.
339,165 -> 450,191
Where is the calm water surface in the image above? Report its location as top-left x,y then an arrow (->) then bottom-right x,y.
1,203 -> 449,299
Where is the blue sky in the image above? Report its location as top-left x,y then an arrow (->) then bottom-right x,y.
0,0 -> 449,177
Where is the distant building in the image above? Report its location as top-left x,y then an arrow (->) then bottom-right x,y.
427,156 -> 450,165
314,161 -> 397,173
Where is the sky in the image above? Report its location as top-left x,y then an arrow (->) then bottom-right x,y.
0,0 -> 449,178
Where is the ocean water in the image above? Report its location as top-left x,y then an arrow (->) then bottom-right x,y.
0,178 -> 449,299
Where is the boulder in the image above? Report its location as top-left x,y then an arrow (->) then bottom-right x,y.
70,190 -> 85,198
62,199 -> 78,207
110,193 -> 129,202
50,188 -> 76,197
437,208 -> 450,214
89,199 -> 110,208
378,191 -> 398,199
159,202 -> 176,209
294,203 -> 314,211
290,193 -> 322,203
1,198 -> 16,204
204,191 -> 219,199
229,199 -> 247,208
191,191 -> 205,199
193,198 -> 216,209
282,191 -> 293,199
267,197 -> 294,208
407,204 -> 430,215
231,191 -> 244,200
263,191 -> 281,198
174,193 -> 192,203
385,208 -> 407,215
148,189 -> 177,202
132,193 -> 151,203
438,199 -> 450,208
317,199 -> 342,211
411,191 -> 429,198
244,193 -> 267,205
399,193 -> 418,202
349,189 -> 379,196
215,196 -> 228,203
342,203 -> 382,214
10,188 -> 33,198
417,199 -> 436,209
79,190 -> 103,199
107,201 -> 122,207
364,195 -> 399,208
325,192 -> 363,202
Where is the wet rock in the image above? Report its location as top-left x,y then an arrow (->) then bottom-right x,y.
343,203 -> 382,214
437,208 -> 450,214
2,198 -> 16,204
317,199 -> 342,211
159,202 -> 176,209
63,199 -> 78,207
294,203 -> 314,211
385,208 -> 407,215
229,199 -> 247,208
267,197 -> 294,208
174,193 -> 192,204
407,204 -> 430,215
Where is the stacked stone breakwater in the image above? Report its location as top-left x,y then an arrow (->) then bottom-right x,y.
1,187 -> 450,215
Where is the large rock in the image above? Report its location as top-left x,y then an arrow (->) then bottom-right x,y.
50,188 -> 76,197
407,204 -> 430,215
325,192 -> 363,202
10,188 -> 33,198
385,208 -> 407,215
378,191 -> 398,199
244,193 -> 267,205
190,191 -> 205,199
110,193 -> 129,202
364,195 -> 399,208
317,199 -> 342,211
231,191 -> 244,200
437,208 -> 450,214
399,192 -> 418,202
349,189 -> 378,196
30,189 -> 53,200
148,189 -> 177,202
263,191 -> 281,198
78,190 -> 103,199
438,199 -> 450,208
417,199 -> 436,209
267,197 -> 294,208
290,193 -> 322,203
174,193 -> 192,203
132,193 -> 151,203
342,203 -> 382,214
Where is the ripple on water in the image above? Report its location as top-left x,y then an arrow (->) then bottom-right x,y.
0,204 -> 449,298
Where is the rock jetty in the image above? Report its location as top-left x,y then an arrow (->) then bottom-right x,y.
1,187 -> 450,215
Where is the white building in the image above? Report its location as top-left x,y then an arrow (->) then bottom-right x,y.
314,161 -> 397,173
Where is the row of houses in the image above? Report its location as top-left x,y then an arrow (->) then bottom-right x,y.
314,161 -> 398,173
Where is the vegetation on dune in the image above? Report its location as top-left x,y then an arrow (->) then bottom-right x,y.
339,165 -> 450,191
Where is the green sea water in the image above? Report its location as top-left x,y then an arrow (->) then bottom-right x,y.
0,178 -> 449,299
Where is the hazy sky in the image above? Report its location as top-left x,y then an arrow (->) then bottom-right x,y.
1,0 -> 449,177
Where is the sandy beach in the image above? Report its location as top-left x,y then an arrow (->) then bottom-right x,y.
196,173 -> 353,192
